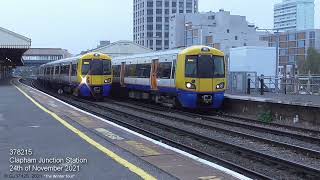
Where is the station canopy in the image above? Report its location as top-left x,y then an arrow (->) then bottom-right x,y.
0,27 -> 31,67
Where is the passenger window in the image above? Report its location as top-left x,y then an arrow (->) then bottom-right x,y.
125,64 -> 137,77
71,64 -> 77,76
136,64 -> 151,78
171,60 -> 176,79
113,65 -> 121,77
158,62 -> 172,79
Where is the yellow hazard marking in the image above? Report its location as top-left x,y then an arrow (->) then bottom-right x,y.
126,141 -> 161,156
198,176 -> 220,180
13,83 -> 156,180
95,128 -> 124,140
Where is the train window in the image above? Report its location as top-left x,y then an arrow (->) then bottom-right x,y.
171,60 -> 176,79
71,64 -> 77,76
90,60 -> 103,75
66,65 -> 70,75
136,64 -> 151,78
113,65 -> 121,77
213,56 -> 225,77
158,62 -> 172,79
82,60 -> 90,75
103,61 -> 111,75
198,55 -> 214,78
54,66 -> 59,75
125,64 -> 137,77
185,56 -> 197,78
50,67 -> 54,75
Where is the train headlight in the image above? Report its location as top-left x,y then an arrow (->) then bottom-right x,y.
216,82 -> 225,89
81,76 -> 88,85
104,78 -> 111,83
186,82 -> 196,89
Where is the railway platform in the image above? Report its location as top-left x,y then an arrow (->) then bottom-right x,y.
0,78 -> 247,180
224,92 -> 320,128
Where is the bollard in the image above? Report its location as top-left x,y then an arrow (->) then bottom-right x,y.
260,78 -> 264,95
247,78 -> 251,94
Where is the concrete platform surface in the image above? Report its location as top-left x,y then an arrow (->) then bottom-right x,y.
0,79 -> 248,180
226,92 -> 320,108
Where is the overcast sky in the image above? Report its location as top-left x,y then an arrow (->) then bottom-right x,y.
0,0 -> 319,54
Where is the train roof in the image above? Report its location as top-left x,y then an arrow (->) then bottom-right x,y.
112,46 -> 224,61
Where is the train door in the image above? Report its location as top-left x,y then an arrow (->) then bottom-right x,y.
120,62 -> 126,87
68,63 -> 72,84
150,59 -> 159,90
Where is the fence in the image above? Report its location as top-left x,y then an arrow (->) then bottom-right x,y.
228,72 -> 320,95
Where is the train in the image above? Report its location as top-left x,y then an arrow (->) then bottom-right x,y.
37,52 -> 112,97
111,45 -> 226,109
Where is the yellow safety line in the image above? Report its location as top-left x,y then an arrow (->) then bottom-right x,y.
13,83 -> 156,180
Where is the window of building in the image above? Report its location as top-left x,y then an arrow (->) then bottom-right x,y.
297,32 -> 306,40
280,49 -> 288,56
279,35 -> 287,41
165,17 -> 169,22
156,9 -> 162,14
172,9 -> 176,13
208,15 -> 215,20
235,36 -> 238,40
288,34 -> 296,41
227,29 -> 230,33
279,42 -> 288,48
156,1 -> 162,7
156,32 -> 162,37
297,40 -> 305,48
288,48 -> 296,55
288,56 -> 295,64
147,1 -> 153,7
147,9 -> 153,15
172,1 -> 177,7
156,17 -> 162,22
206,36 -> 213,44
164,40 -> 169,46
309,31 -> 316,39
147,17 -> 153,22
288,40 -> 297,48
310,39 -> 315,48
297,48 -> 305,55
165,1 -> 169,7
156,40 -> 162,45
147,25 -> 153,30
156,24 -> 162,30
165,9 -> 169,14
158,62 -> 172,79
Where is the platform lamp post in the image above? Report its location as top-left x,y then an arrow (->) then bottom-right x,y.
258,28 -> 280,92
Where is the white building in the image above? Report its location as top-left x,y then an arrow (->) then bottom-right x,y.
274,0 -> 315,31
83,40 -> 153,58
169,10 -> 267,54
230,46 -> 277,77
133,0 -> 198,50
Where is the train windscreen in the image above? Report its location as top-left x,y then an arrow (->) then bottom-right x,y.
185,55 -> 225,78
81,60 -> 111,75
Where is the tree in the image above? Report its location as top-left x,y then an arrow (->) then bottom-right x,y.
298,48 -> 320,74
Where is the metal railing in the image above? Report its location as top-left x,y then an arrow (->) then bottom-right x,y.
228,72 -> 320,95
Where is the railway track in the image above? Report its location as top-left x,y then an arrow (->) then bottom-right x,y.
21,79 -> 320,179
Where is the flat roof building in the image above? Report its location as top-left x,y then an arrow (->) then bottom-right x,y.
133,0 -> 198,51
22,48 -> 72,66
260,29 -> 320,75
169,10 -> 267,55
274,0 -> 315,31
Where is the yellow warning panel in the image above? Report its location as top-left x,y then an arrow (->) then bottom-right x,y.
95,128 -> 124,140
198,176 -> 221,180
126,141 -> 161,156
